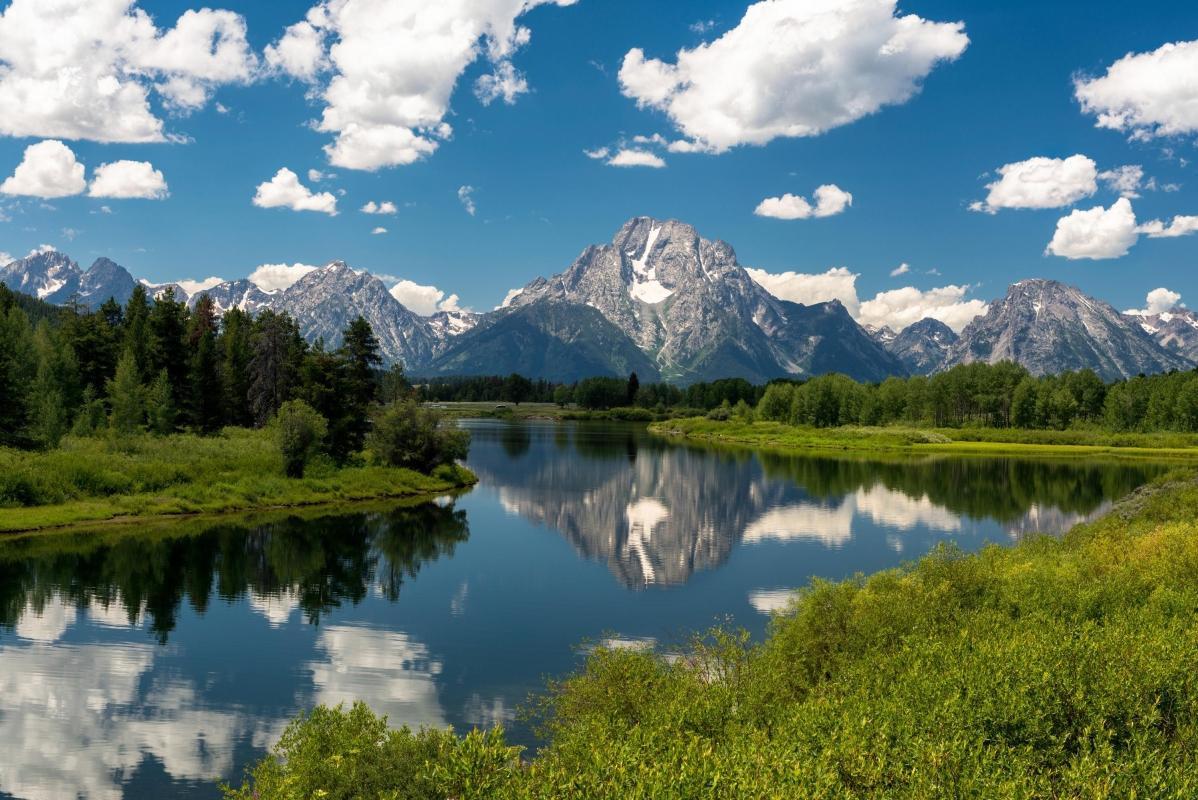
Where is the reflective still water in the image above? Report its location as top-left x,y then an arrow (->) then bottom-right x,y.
0,421 -> 1171,799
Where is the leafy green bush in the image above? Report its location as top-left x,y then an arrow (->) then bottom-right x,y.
367,400 -> 470,474
222,702 -> 521,800
274,400 -> 328,478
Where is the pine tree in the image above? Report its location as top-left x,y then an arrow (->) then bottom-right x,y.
338,316 -> 381,458
107,349 -> 144,436
188,294 -> 223,432
148,287 -> 189,411
145,369 -> 177,435
123,284 -> 152,381
30,362 -> 68,447
249,310 -> 306,425
0,306 -> 35,445
341,316 -> 381,403
220,307 -> 254,427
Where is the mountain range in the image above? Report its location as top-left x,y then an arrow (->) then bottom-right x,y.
2,217 -> 1194,383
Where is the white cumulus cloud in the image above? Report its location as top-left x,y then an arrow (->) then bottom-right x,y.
746,266 -> 861,314
0,0 -> 257,143
361,200 -> 398,215
389,279 -> 461,315
890,263 -> 911,277
1137,215 -> 1198,239
857,285 -> 988,333
252,168 -> 338,215
618,0 -> 967,153
749,265 -> 986,332
0,140 -> 86,198
88,160 -> 169,199
497,287 -> 523,309
606,149 -> 666,168
1075,39 -> 1198,140
1126,287 -> 1182,317
970,155 -> 1097,213
1046,197 -> 1138,260
176,276 -> 224,295
1098,165 -> 1144,198
247,262 -> 319,291
755,185 -> 852,220
267,0 -> 577,171
371,226 -> 387,235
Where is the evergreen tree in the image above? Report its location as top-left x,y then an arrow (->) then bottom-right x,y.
627,371 -> 640,405
123,285 -> 152,381
341,316 -> 381,403
63,304 -> 120,396
188,295 -> 223,432
147,287 -> 189,410
145,369 -> 177,435
379,363 -> 409,405
301,343 -> 353,462
30,361 -> 68,448
220,307 -> 254,427
71,385 -> 107,437
249,310 -> 306,425
107,349 -> 144,436
0,306 -> 35,445
338,317 -> 381,459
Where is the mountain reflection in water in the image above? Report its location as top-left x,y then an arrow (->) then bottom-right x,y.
467,420 -> 1157,588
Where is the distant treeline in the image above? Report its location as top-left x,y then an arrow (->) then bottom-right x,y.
752,362 -> 1198,432
414,373 -> 762,412
0,283 -> 405,460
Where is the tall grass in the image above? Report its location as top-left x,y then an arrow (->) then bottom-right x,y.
0,429 -> 475,532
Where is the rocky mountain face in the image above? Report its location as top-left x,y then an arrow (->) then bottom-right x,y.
77,258 -> 138,306
884,318 -> 958,375
0,250 -> 81,303
424,301 -> 662,383
272,262 -> 440,367
507,217 -> 904,383
426,309 -> 480,342
188,279 -> 275,315
943,280 -> 1193,380
1132,307 -> 1198,363
0,251 -> 139,307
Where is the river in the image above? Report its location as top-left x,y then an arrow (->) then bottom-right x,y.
0,420 -> 1170,799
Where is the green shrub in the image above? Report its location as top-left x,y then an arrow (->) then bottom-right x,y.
367,400 -> 470,474
274,400 -> 328,478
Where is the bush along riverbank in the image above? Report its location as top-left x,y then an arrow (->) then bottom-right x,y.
0,400 -> 474,533
227,470 -> 1198,798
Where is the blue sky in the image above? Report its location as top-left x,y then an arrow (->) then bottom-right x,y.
0,0 -> 1194,326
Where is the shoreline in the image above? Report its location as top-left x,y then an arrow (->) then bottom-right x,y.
0,464 -> 477,535
648,418 -> 1198,462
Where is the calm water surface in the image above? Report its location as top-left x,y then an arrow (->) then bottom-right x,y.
0,421 -> 1171,799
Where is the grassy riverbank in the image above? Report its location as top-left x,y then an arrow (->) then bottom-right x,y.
650,418 -> 1198,460
0,429 -> 476,533
229,468 -> 1198,798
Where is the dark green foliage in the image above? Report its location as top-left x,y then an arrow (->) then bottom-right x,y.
147,287 -> 189,408
502,372 -> 533,404
187,295 -> 223,433
218,308 -> 253,427
367,400 -> 470,473
573,376 -> 628,409
106,349 -> 143,436
275,399 -> 327,478
249,310 -> 306,425
0,306 -> 35,445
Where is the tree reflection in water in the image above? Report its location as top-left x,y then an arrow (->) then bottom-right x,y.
0,501 -> 470,644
